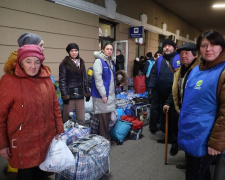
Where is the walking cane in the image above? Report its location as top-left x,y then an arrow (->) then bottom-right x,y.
164,111 -> 169,165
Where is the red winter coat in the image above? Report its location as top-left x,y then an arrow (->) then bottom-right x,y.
0,52 -> 64,169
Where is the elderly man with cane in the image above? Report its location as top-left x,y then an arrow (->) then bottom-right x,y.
163,42 -> 198,165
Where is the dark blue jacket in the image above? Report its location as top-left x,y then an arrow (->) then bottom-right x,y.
148,52 -> 180,101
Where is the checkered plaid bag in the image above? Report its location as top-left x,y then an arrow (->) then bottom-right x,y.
90,112 -> 99,134
55,134 -> 110,180
61,126 -> 91,146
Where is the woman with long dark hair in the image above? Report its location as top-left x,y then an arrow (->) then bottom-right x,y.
91,42 -> 116,140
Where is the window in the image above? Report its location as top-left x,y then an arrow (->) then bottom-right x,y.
135,30 -> 146,58
99,18 -> 116,50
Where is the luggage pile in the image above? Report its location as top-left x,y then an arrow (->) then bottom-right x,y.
109,89 -> 151,144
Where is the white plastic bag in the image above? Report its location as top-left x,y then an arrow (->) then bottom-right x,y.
39,137 -> 75,173
85,96 -> 93,112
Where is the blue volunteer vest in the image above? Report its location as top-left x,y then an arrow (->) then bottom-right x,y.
178,62 -> 225,157
91,59 -> 115,99
157,54 -> 181,78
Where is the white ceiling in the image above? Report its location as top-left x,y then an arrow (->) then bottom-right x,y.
153,0 -> 225,35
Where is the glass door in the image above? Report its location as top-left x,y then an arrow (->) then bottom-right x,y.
113,40 -> 128,72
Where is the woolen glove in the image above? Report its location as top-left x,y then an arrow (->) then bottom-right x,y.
85,96 -> 90,102
63,99 -> 69,104
62,95 -> 70,104
85,93 -> 91,102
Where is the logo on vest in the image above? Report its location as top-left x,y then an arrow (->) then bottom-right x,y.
177,61 -> 181,67
194,80 -> 203,90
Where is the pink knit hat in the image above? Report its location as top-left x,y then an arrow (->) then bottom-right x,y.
17,44 -> 45,64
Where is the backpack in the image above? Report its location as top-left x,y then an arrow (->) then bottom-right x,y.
157,54 -> 181,78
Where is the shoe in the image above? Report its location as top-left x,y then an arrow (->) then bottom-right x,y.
176,162 -> 187,169
170,144 -> 178,156
157,138 -> 172,144
150,130 -> 157,135
157,138 -> 165,143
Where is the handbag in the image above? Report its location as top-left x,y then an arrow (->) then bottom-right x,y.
55,135 -> 110,180
68,88 -> 84,99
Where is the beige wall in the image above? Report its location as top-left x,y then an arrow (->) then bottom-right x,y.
0,0 -> 99,79
0,0 -> 202,80
115,0 -> 201,40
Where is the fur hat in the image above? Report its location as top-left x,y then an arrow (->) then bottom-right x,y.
177,42 -> 196,56
162,38 -> 176,48
17,45 -> 45,64
17,33 -> 42,47
66,43 -> 79,53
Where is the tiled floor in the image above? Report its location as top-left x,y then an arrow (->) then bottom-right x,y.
0,125 -> 185,180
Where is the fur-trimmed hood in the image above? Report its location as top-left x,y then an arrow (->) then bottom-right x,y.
93,50 -> 115,62
115,70 -> 128,87
3,51 -> 51,78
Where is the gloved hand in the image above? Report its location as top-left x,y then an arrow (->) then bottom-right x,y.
62,95 -> 70,104
85,96 -> 90,102
85,93 -> 91,102
63,99 -> 69,104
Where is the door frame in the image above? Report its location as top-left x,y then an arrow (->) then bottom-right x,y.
113,40 -> 128,72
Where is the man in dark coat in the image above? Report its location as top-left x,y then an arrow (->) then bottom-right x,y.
148,38 -> 181,156
116,49 -> 125,71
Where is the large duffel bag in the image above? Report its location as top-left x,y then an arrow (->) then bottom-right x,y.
56,135 -> 110,180
133,75 -> 146,94
110,120 -> 132,144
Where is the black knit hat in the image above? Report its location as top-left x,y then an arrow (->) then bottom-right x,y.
162,38 -> 176,48
146,52 -> 152,58
177,42 -> 196,56
66,43 -> 79,53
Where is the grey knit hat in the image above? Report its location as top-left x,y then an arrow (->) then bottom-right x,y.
17,33 -> 42,47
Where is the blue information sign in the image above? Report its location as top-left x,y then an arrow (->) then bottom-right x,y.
129,26 -> 143,38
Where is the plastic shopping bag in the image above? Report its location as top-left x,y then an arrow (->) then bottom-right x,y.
39,137 -> 75,173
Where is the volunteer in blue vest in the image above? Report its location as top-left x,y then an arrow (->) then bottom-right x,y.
164,42 -> 199,169
178,30 -> 225,180
143,52 -> 155,90
91,42 -> 116,140
148,38 -> 181,156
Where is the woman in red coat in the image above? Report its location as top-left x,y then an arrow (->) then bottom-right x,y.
0,45 -> 64,180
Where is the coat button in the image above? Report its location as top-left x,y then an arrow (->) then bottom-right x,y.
20,162 -> 23,165
19,153 -> 22,157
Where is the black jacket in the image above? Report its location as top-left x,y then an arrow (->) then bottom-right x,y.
116,54 -> 125,71
59,56 -> 89,97
133,60 -> 142,77
148,52 -> 177,102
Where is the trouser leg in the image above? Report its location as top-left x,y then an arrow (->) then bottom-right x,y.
74,99 -> 85,123
149,89 -> 160,133
213,153 -> 225,180
62,100 -> 75,123
17,166 -> 43,180
186,153 -> 217,180
168,105 -> 179,144
99,112 -> 111,140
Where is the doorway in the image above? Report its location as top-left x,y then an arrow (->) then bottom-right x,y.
113,40 -> 128,72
